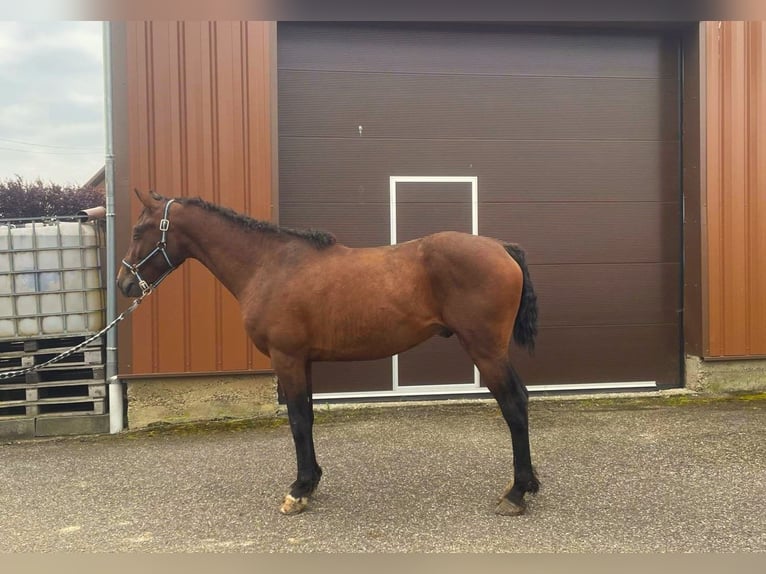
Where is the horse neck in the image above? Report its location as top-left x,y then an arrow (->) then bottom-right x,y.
175,206 -> 281,299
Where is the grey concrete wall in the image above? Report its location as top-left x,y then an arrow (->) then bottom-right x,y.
126,373 -> 278,429
0,418 -> 35,440
686,355 -> 766,393
0,415 -> 110,440
124,356 -> 766,431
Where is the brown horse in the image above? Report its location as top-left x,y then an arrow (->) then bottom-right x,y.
118,189 -> 540,516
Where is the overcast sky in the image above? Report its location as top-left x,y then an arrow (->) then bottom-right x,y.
0,21 -> 105,187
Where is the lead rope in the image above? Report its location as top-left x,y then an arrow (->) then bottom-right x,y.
0,290 -> 150,381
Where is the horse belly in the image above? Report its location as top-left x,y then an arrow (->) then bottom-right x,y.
309,292 -> 440,361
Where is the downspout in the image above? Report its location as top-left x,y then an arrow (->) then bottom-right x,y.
103,21 -> 123,434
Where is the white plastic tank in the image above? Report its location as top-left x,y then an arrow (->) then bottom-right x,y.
0,220 -> 105,340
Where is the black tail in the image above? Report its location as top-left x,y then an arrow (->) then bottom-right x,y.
503,243 -> 538,354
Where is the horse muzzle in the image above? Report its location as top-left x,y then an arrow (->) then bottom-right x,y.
116,270 -> 143,298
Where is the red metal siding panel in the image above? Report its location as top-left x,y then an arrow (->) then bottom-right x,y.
119,21 -> 275,376
212,22 -> 250,372
151,23 -> 187,374
181,23 -> 218,372
705,21 -> 766,357
749,24 -> 766,354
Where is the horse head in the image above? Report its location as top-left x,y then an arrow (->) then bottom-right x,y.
117,189 -> 184,298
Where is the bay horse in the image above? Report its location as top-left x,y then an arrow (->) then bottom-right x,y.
117,189 -> 540,516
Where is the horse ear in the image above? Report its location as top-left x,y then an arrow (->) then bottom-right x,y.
133,188 -> 163,209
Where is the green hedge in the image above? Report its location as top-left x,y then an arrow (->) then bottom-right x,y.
0,176 -> 105,220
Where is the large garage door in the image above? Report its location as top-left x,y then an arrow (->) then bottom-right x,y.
278,23 -> 682,396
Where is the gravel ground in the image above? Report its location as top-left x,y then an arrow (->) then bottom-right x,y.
1,393 -> 764,553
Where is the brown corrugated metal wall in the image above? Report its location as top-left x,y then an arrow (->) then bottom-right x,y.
278,23 -> 683,393
114,22 -> 275,375
705,21 -> 766,358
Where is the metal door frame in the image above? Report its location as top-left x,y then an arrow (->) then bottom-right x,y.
390,175 -> 480,394
312,174 -> 659,400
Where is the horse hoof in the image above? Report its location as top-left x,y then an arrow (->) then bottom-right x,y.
280,494 -> 308,515
495,497 -> 526,516
499,480 -> 514,501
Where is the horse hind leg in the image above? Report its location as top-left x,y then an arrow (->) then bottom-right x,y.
490,362 -> 540,516
462,342 -> 540,516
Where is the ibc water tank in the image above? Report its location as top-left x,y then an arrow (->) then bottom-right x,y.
0,220 -> 105,340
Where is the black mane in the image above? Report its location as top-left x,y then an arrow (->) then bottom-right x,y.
177,196 -> 336,249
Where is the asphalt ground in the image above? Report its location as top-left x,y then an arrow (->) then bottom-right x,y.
1,392 -> 764,553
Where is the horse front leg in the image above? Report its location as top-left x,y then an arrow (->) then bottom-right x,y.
273,352 -> 322,515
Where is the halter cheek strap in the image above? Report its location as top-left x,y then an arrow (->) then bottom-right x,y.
122,199 -> 177,295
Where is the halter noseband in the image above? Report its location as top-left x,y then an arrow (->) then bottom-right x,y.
122,199 -> 177,295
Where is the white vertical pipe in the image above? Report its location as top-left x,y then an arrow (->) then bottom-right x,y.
103,21 -> 123,434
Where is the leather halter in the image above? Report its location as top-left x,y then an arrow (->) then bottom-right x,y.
122,199 -> 177,295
